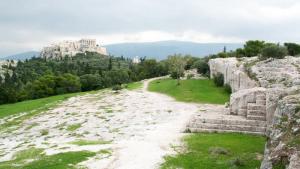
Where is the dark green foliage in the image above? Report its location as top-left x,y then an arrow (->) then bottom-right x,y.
170,71 -> 184,79
193,59 -> 210,76
224,84 -> 232,94
284,43 -> 300,56
112,84 -> 122,91
80,74 -> 103,91
0,52 -> 168,105
213,73 -> 224,87
243,40 -> 266,57
260,45 -> 288,60
184,55 -> 199,70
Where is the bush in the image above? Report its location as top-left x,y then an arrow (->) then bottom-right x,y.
170,71 -> 184,79
193,60 -> 210,77
224,84 -> 232,94
260,45 -> 288,60
213,73 -> 224,87
112,84 -> 122,91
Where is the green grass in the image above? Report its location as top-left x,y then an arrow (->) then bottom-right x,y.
161,133 -> 266,169
148,79 -> 230,104
125,81 -> 143,90
69,139 -> 112,146
66,123 -> 82,131
0,148 -> 96,169
0,91 -> 93,119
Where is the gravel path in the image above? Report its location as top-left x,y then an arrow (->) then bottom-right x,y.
0,78 -> 202,169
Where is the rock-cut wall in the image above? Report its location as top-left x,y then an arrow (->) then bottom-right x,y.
209,56 -> 300,169
209,57 -> 258,92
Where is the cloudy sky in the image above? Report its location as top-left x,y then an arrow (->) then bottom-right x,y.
1,0 -> 300,56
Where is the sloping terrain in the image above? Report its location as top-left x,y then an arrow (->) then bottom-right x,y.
0,79 -> 200,169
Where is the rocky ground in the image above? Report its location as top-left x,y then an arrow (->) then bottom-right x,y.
0,78 -> 204,169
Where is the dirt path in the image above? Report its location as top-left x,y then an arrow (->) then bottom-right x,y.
0,78 -> 201,169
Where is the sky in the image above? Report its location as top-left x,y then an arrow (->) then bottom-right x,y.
1,0 -> 300,56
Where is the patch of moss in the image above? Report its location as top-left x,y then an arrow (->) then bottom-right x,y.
70,139 -> 111,146
66,123 -> 82,131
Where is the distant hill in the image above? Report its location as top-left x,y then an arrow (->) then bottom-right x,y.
105,41 -> 243,60
1,41 -> 243,61
1,51 -> 40,61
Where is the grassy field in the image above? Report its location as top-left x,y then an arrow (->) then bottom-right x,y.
148,79 -> 230,104
0,90 -> 100,119
124,81 -> 143,90
161,133 -> 266,169
0,148 -> 96,169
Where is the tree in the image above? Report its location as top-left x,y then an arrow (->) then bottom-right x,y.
284,43 -> 300,56
193,59 -> 210,77
260,45 -> 288,60
80,74 -> 103,91
167,54 -> 187,85
244,40 -> 265,57
213,73 -> 224,87
108,57 -> 112,70
184,55 -> 199,70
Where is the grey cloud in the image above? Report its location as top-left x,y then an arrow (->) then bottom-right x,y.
1,0 -> 300,55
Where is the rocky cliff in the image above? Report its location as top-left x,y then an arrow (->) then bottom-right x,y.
209,56 -> 300,169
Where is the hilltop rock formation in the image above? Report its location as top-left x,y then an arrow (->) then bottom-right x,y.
209,56 -> 300,169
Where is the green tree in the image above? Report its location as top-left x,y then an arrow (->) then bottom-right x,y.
260,44 -> 288,60
167,54 -> 187,85
284,43 -> 300,56
193,59 -> 210,77
244,40 -> 265,57
80,74 -> 103,91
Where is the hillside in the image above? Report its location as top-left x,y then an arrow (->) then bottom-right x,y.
0,51 -> 40,61
2,41 -> 243,61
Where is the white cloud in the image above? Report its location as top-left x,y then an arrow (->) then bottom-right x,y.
1,0 -> 300,55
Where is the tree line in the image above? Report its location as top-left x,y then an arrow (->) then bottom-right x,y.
1,40 -> 299,105
0,52 -> 202,105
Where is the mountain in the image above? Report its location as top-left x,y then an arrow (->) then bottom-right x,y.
1,51 -> 40,61
105,41 -> 243,60
2,41 -> 244,61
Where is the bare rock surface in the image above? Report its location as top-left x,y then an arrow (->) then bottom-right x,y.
209,56 -> 300,169
0,78 -> 200,169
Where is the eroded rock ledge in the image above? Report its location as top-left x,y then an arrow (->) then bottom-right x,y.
209,56 -> 300,169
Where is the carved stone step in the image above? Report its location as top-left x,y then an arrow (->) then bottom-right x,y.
247,103 -> 265,111
247,110 -> 266,116
238,109 -> 247,116
191,118 -> 267,127
188,128 -> 266,135
256,99 -> 266,106
189,123 -> 266,133
247,115 -> 266,121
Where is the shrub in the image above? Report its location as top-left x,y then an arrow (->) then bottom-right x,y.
213,73 -> 224,87
170,71 -> 184,79
224,84 -> 232,94
112,84 -> 122,91
260,45 -> 288,60
193,60 -> 210,77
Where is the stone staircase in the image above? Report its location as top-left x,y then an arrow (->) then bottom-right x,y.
186,104 -> 267,135
246,93 -> 266,121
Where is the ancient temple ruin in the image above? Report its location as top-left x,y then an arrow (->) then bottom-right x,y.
40,39 -> 107,59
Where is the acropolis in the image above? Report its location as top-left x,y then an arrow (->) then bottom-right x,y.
40,39 -> 107,59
